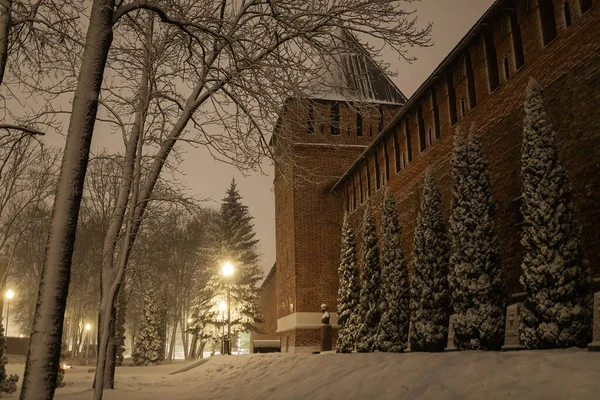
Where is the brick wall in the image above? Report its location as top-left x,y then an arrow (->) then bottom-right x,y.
252,265 -> 278,343
271,0 -> 600,352
341,0 -> 600,295
273,99 -> 401,349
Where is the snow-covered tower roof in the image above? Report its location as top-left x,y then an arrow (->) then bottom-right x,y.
305,28 -> 407,105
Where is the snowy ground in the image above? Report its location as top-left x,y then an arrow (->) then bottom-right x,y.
5,349 -> 600,399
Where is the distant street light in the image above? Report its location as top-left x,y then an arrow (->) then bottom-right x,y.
5,289 -> 14,337
221,262 -> 234,355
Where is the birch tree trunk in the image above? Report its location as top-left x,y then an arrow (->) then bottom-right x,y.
19,1 -> 115,399
0,0 -> 12,86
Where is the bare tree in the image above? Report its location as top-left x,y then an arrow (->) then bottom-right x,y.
19,2 -> 430,399
0,138 -> 58,311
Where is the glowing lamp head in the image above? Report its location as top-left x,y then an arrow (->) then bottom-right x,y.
85,323 -> 91,331
5,289 -> 13,300
221,261 -> 234,277
219,301 -> 227,311
187,318 -> 193,324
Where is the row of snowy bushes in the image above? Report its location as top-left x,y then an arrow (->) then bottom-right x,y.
336,79 -> 592,353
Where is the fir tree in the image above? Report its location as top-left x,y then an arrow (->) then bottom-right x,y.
216,179 -> 264,333
518,79 -> 592,349
448,128 -> 506,350
336,214 -> 361,353
410,170 -> 450,352
0,322 -> 18,394
376,188 -> 410,352
356,205 -> 381,353
132,278 -> 167,365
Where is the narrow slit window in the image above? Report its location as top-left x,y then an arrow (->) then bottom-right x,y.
447,72 -> 458,125
366,163 -> 372,197
417,106 -> 426,152
375,153 -> 381,190
461,97 -> 466,117
509,11 -> 525,69
331,102 -> 340,135
356,110 -> 363,137
346,184 -> 350,212
484,30 -> 500,91
564,2 -> 572,27
504,56 -> 510,80
359,169 -> 364,203
307,103 -> 314,134
512,196 -> 524,226
384,141 -> 390,182
539,0 -> 558,46
352,176 -> 357,210
378,105 -> 384,133
432,88 -> 441,140
394,129 -> 401,173
405,119 -> 413,163
465,51 -> 477,108
580,0 -> 593,14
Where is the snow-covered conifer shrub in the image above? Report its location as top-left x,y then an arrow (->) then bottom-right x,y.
519,79 -> 591,349
336,214 -> 360,353
410,170 -> 450,352
376,188 -> 410,352
132,279 -> 167,365
356,206 -> 381,353
448,128 -> 506,350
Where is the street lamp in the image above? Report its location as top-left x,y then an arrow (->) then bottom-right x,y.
221,262 -> 234,355
5,289 -> 14,337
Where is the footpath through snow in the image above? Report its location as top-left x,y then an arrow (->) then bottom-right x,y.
5,349 -> 600,399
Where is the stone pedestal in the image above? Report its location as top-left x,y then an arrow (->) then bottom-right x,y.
321,325 -> 332,352
588,292 -> 600,351
502,302 -> 526,351
445,315 -> 457,352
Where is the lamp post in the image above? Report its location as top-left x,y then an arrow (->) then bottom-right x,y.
5,289 -> 14,337
84,323 -> 91,364
221,261 -> 234,355
218,301 -> 226,355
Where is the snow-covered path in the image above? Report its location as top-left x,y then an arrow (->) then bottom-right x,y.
6,349 -> 600,399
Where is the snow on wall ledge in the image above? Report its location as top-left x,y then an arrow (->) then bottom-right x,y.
276,312 -> 339,333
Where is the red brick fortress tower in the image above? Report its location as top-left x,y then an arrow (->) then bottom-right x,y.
272,30 -> 406,353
